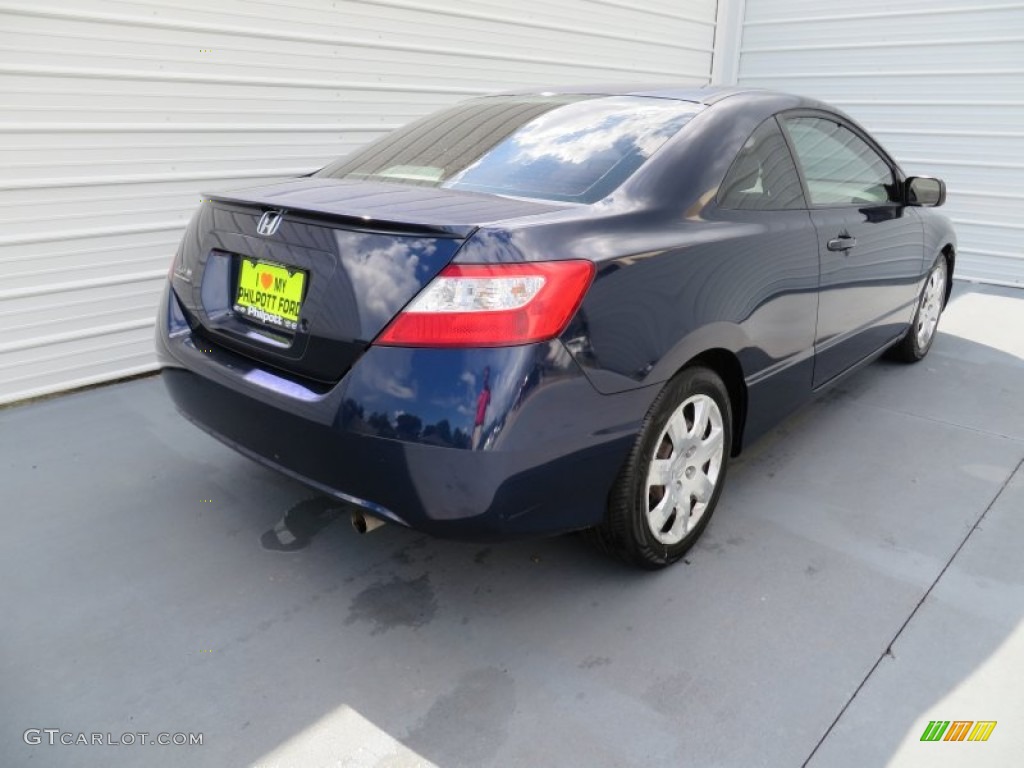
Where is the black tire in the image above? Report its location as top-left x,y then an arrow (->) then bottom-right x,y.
587,366 -> 733,569
889,255 -> 949,363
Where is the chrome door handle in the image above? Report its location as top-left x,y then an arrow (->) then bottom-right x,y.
827,236 -> 857,252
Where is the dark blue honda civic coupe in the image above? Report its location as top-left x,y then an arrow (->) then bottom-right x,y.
157,85 -> 955,568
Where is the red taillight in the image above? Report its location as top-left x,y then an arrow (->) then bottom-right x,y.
376,260 -> 595,347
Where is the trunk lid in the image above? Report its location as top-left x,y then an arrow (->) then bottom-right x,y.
170,178 -> 562,384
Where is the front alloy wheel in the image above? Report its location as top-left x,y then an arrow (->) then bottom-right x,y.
891,255 -> 948,362
915,259 -> 947,350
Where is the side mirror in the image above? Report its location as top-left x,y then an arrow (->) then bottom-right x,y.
905,176 -> 946,207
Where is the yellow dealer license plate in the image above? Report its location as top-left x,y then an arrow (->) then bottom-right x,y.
234,259 -> 306,331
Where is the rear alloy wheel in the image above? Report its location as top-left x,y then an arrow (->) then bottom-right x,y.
588,367 -> 732,569
890,255 -> 948,362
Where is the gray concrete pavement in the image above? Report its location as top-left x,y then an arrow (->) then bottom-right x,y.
2,283 -> 1022,768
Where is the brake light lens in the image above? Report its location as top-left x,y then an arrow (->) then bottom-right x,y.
376,260 -> 595,347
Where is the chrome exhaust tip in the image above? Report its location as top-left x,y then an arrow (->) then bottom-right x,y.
350,510 -> 386,534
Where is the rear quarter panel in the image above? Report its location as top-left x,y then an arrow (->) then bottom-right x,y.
454,93 -> 835,448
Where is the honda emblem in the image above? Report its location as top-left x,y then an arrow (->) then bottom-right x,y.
257,211 -> 283,236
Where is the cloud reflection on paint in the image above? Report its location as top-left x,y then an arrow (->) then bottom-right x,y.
335,231 -> 439,332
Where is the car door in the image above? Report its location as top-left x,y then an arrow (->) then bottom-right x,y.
781,113 -> 923,387
711,116 -> 819,440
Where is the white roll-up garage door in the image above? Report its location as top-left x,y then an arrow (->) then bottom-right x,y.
0,0 -> 718,405
736,0 -> 1024,287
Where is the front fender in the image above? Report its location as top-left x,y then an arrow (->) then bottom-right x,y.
923,211 -> 957,265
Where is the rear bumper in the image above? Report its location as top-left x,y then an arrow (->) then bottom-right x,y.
157,285 -> 655,539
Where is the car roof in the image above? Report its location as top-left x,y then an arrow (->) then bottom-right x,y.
493,84 -> 826,110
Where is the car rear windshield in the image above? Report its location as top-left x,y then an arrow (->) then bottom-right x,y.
315,95 -> 704,204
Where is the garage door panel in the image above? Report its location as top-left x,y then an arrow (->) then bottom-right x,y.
0,133 -> 368,169
737,73 -> 1024,103
742,0 -> 1015,22
3,54 -> 681,94
2,25 -> 703,85
0,203 -> 192,236
742,8 -> 1024,48
3,233 -> 182,292
464,0 -> 717,27
0,332 -> 159,404
940,194 -> 1022,226
741,40 -> 1024,75
955,251 -> 1024,286
0,177 -> 287,216
859,106 -> 1024,132
864,116 -> 1024,134
0,101 -> 442,126
0,77 -> 462,122
1,84 -> 446,118
898,163 -> 1023,197
418,0 -> 716,48
951,221 -> 1022,254
1,281 -> 165,348
3,2 -> 711,68
877,133 -> 1024,169
4,154 -> 325,184
0,75 -> 476,121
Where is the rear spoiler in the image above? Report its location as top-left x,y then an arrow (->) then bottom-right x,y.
205,192 -> 476,238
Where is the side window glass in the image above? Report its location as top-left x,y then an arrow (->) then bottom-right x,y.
719,118 -> 806,210
783,116 -> 896,205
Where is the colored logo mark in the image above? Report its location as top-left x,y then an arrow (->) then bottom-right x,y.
920,720 -> 997,742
